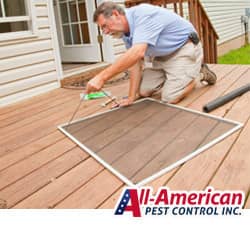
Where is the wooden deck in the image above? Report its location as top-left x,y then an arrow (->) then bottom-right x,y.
0,64 -> 250,209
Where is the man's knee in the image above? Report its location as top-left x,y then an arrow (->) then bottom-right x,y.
161,80 -> 196,103
139,89 -> 155,97
140,68 -> 165,95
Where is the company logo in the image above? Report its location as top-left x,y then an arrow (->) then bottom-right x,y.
114,187 -> 245,217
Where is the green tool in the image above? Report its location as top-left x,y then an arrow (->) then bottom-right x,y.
81,91 -> 111,100
67,90 -> 118,127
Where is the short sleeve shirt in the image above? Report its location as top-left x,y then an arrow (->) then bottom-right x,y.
123,4 -> 196,57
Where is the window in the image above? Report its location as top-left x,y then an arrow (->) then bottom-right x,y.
59,0 -> 90,45
0,0 -> 32,37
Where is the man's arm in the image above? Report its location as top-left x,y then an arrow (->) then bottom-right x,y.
113,60 -> 143,107
128,60 -> 142,100
86,43 -> 147,93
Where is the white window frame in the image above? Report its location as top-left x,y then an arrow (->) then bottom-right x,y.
0,0 -> 37,41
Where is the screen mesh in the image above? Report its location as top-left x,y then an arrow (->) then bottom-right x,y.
59,99 -> 241,186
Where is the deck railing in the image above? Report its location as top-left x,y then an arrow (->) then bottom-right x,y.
125,0 -> 219,63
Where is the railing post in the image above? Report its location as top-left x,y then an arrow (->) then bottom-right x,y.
173,2 -> 177,13
188,0 -> 194,24
179,0 -> 184,17
205,19 -> 210,63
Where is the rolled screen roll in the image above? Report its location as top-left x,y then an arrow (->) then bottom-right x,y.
203,84 -> 250,113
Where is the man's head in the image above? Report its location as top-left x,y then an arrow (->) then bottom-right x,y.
93,1 -> 128,39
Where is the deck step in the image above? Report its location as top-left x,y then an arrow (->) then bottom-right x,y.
61,63 -> 109,89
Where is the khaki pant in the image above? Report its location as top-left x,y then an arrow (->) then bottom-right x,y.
140,42 -> 203,102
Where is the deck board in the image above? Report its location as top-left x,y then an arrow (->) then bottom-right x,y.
0,147 -> 88,208
0,139 -> 76,190
0,90 -> 77,128
0,65 -> 250,209
55,170 -> 123,209
13,158 -> 104,208
209,109 -> 250,192
0,83 -> 129,156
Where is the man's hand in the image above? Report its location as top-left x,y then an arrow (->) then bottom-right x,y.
86,76 -> 104,94
111,96 -> 139,108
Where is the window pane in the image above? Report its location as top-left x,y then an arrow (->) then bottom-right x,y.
69,1 -> 78,23
0,21 -> 28,33
60,3 -> 69,24
4,0 -> 27,17
0,2 -> 3,17
63,25 -> 72,45
79,1 -> 87,21
81,23 -> 90,43
72,24 -> 81,44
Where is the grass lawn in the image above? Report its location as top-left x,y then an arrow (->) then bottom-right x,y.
218,44 -> 250,64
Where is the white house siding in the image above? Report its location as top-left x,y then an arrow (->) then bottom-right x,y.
0,0 -> 60,107
200,0 -> 250,45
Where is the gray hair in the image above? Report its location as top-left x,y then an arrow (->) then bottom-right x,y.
93,1 -> 125,22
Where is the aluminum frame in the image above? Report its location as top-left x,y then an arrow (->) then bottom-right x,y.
58,98 -> 243,187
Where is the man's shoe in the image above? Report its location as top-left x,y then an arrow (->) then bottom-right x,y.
200,63 -> 217,85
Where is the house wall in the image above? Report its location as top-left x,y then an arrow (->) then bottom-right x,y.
200,0 -> 250,55
201,0 -> 250,45
0,0 -> 60,107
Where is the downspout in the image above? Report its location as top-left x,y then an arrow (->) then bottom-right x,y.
241,15 -> 249,45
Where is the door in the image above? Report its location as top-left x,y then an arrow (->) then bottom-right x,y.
55,0 -> 102,62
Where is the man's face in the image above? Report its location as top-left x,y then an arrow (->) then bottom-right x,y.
97,13 -> 124,39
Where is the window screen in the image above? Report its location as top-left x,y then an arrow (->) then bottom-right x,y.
58,99 -> 242,186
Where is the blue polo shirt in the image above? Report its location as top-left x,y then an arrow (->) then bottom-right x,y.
123,4 -> 196,57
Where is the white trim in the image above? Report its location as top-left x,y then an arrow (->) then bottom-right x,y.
56,0 -> 65,47
58,98 -> 243,187
66,0 -> 73,45
85,0 -> 95,47
75,0 -> 83,44
0,0 -> 6,17
0,16 -> 30,23
62,62 -> 109,78
0,30 -> 34,41
27,0 -> 38,35
48,0 -> 63,80
60,44 -> 97,48
61,21 -> 88,25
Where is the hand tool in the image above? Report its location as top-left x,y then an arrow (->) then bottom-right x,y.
102,90 -> 120,108
67,90 -> 119,127
67,95 -> 84,127
101,96 -> 117,107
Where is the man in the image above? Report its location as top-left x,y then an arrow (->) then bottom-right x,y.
86,1 -> 217,106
